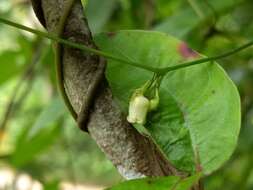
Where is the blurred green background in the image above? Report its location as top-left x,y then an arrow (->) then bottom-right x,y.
0,0 -> 252,189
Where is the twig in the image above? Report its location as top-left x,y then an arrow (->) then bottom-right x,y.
232,153 -> 253,190
1,17 -> 253,76
203,0 -> 218,26
0,38 -> 44,138
187,0 -> 205,19
144,0 -> 155,28
61,127 -> 78,186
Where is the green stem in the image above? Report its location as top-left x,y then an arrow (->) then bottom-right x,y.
0,17 -> 158,73
1,17 -> 253,76
54,0 -> 77,120
158,41 -> 253,75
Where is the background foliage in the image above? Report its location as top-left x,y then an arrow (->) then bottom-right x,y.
0,0 -> 253,189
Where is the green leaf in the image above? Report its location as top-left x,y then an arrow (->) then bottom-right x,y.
28,98 -> 65,137
0,50 -> 24,85
86,0 -> 117,33
106,173 -> 201,190
44,180 -> 60,190
10,98 -> 65,167
174,174 -> 201,190
154,0 -> 244,38
0,35 -> 32,86
95,31 -> 241,175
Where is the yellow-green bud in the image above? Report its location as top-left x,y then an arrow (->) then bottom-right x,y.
127,95 -> 150,125
149,88 -> 159,111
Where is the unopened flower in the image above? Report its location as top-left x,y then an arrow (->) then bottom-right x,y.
149,88 -> 159,111
127,74 -> 162,125
127,94 -> 150,125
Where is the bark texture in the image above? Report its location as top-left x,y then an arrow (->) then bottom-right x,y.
30,0 -> 184,179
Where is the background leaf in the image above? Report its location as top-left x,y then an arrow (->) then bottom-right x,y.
9,98 -> 65,167
154,0 -> 244,39
0,35 -> 32,86
86,0 -> 117,34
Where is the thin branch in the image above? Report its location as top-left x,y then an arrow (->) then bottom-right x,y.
144,0 -> 155,28
232,153 -> 253,190
187,0 -> 205,19
0,17 -> 158,73
61,129 -> 78,185
0,17 -> 253,77
0,38 -> 44,135
159,41 -> 253,74
203,0 -> 218,26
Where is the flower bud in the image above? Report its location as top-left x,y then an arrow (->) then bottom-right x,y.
127,95 -> 150,125
149,88 -> 159,111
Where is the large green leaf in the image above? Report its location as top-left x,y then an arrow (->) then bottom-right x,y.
106,173 -> 201,190
95,31 -> 241,175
